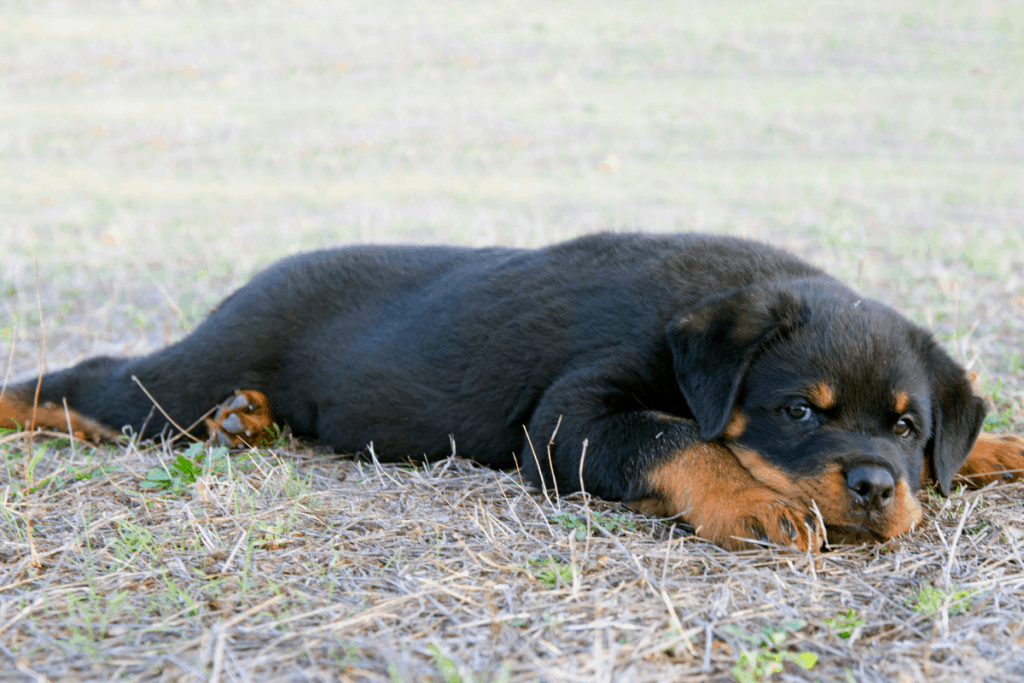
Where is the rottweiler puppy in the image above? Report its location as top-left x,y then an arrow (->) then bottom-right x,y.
3,233 -> 1022,550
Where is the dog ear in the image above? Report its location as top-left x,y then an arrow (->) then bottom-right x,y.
668,287 -> 807,441
920,339 -> 987,496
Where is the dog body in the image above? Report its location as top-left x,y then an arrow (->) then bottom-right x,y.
3,233 -> 1023,550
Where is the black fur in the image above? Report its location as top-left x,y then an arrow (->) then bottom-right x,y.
8,233 -> 984,503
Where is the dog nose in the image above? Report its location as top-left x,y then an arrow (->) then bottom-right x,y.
846,465 -> 895,509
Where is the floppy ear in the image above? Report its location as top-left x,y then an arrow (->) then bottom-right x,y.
920,338 -> 987,496
667,287 -> 807,441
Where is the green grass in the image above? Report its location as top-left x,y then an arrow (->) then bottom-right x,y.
906,585 -> 979,616
550,510 -> 639,538
721,619 -> 818,683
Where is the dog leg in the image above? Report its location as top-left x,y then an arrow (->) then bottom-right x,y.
0,392 -> 120,442
632,440 -> 827,552
204,390 -> 276,448
955,432 -> 1024,487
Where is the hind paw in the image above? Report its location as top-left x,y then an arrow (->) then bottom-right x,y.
205,390 -> 275,448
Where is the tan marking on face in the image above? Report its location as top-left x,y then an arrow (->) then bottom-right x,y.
894,390 -> 910,415
874,479 -> 923,538
727,443 -> 923,540
808,382 -> 836,410
723,409 -> 748,440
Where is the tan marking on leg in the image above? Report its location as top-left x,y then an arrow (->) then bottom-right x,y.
0,394 -> 119,442
723,409 -> 748,439
634,442 -> 824,552
725,444 -> 794,494
790,463 -> 850,521
955,432 -> 1024,487
894,390 -> 910,415
808,382 -> 836,410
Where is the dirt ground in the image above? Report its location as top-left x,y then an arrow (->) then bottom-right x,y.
1,1 -> 1023,681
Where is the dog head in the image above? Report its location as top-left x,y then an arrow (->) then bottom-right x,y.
668,279 -> 986,542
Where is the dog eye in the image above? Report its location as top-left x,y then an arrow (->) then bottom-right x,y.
785,405 -> 813,421
894,418 -> 915,438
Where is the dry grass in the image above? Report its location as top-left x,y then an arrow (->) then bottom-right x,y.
3,0 -> 1024,681
3,431 -> 1024,682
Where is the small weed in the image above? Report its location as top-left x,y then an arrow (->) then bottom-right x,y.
109,520 -> 158,562
424,646 -> 511,683
907,585 -> 977,615
140,442 -> 231,493
550,511 -> 638,539
526,557 -> 573,588
1003,353 -> 1024,375
721,619 -> 817,682
62,589 -> 134,654
978,377 -> 1015,431
71,464 -> 120,481
428,645 -> 460,683
983,406 -> 1014,432
822,609 -> 865,639
263,421 -> 286,447
328,642 -> 359,671
387,662 -> 406,683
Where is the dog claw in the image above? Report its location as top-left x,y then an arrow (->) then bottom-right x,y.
228,394 -> 249,411
779,517 -> 796,541
220,413 -> 243,434
748,523 -> 768,544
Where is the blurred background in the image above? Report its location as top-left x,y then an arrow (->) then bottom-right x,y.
1,1 -> 1022,418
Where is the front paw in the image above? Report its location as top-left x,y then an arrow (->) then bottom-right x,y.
957,433 -> 1024,487
692,487 -> 826,553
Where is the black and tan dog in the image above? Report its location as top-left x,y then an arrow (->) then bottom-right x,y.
3,233 -> 1022,550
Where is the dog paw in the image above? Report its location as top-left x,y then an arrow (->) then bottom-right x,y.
694,488 -> 825,553
205,390 -> 275,448
957,433 -> 1024,487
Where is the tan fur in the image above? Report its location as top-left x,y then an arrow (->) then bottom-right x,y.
808,382 -> 836,410
955,432 -> 1024,487
724,410 -> 748,439
0,395 -> 119,443
727,443 -> 922,540
635,442 -> 824,552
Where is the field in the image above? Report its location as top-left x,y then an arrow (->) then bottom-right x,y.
2,1 -> 1024,681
